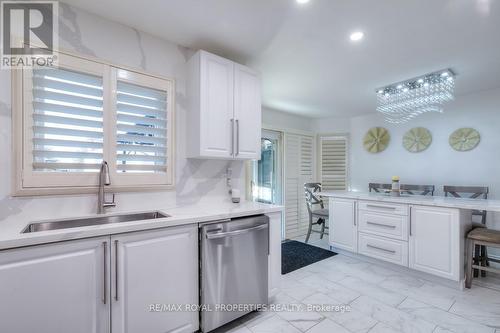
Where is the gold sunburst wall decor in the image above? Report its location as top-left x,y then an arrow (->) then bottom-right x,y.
363,127 -> 390,153
449,128 -> 481,151
403,127 -> 432,153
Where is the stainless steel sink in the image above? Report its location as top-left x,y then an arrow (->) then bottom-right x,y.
22,211 -> 170,233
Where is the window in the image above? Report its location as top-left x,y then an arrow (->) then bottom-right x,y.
13,52 -> 174,195
318,135 -> 348,191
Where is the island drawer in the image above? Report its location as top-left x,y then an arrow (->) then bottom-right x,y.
358,201 -> 409,216
358,211 -> 408,241
358,232 -> 408,267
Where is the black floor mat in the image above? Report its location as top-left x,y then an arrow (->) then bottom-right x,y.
281,240 -> 337,274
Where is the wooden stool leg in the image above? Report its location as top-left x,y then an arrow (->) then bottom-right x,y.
465,238 -> 474,289
473,244 -> 480,278
480,245 -> 487,277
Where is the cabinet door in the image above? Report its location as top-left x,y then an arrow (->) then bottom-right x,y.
267,212 -> 282,297
409,206 -> 460,281
111,225 -> 198,333
199,51 -> 235,158
233,64 -> 261,159
0,238 -> 110,333
329,199 -> 357,252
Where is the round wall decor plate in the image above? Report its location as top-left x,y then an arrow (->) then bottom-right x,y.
403,127 -> 432,153
363,127 -> 390,153
449,128 -> 480,151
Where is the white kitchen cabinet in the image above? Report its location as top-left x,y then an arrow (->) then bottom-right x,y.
111,225 -> 198,333
409,206 -> 460,281
233,64 -> 261,159
187,50 -> 261,160
267,212 -> 282,297
329,198 -> 357,252
0,237 -> 110,333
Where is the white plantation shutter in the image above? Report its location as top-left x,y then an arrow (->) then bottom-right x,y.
115,81 -> 168,173
111,68 -> 174,186
284,134 -> 300,239
18,52 -> 175,193
320,136 -> 348,191
31,67 -> 104,173
284,133 -> 315,239
298,135 -> 314,236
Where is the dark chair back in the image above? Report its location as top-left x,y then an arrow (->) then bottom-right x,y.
304,183 -> 324,214
369,183 -> 435,196
444,186 -> 489,224
400,184 -> 435,196
368,183 -> 392,193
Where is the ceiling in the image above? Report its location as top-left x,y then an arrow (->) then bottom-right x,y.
62,0 -> 500,118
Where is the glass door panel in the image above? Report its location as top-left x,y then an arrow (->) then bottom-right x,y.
250,130 -> 282,205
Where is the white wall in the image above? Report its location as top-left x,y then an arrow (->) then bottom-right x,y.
262,107 -> 313,132
0,4 -> 244,226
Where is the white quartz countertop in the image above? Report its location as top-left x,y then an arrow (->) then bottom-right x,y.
0,201 -> 283,251
320,191 -> 500,212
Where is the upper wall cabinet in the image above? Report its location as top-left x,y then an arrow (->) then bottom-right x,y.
187,50 -> 261,160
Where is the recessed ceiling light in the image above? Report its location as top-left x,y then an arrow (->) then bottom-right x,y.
349,31 -> 364,42
296,0 -> 310,4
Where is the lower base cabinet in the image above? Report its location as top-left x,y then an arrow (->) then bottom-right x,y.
0,225 -> 198,333
0,237 -> 110,333
112,226 -> 199,333
329,198 -> 467,282
409,206 -> 462,281
329,199 -> 357,252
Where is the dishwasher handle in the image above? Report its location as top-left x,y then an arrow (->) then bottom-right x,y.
206,223 -> 268,239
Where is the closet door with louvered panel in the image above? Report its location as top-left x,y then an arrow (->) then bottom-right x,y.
320,136 -> 348,191
22,53 -> 107,188
284,133 -> 315,239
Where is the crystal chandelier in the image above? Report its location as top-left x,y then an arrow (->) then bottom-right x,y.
376,69 -> 456,124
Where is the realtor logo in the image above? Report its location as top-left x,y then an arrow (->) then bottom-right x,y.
1,1 -> 58,68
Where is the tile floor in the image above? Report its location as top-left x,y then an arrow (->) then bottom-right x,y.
213,239 -> 500,333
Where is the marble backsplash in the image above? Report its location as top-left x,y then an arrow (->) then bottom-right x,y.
0,4 -> 246,225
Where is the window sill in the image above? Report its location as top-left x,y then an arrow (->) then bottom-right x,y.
12,184 -> 175,197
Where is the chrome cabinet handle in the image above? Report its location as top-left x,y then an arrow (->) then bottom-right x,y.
366,221 -> 396,229
114,240 -> 119,301
366,204 -> 397,210
236,119 -> 240,156
230,119 -> 234,156
353,201 -> 356,226
102,241 -> 107,305
206,223 -> 268,239
367,244 -> 396,254
409,206 -> 412,236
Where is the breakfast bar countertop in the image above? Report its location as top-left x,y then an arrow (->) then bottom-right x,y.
320,191 -> 500,212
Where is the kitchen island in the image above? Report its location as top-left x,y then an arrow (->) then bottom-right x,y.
320,191 -> 500,285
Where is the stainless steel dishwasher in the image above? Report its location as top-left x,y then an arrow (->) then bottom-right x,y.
200,215 -> 269,332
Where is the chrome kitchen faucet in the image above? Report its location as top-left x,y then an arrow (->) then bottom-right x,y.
98,161 -> 116,214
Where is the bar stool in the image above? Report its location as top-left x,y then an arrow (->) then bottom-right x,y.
465,228 -> 500,288
304,183 -> 329,243
444,186 -> 489,277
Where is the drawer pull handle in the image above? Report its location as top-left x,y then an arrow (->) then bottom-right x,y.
366,221 -> 396,229
366,204 -> 397,210
367,244 -> 396,254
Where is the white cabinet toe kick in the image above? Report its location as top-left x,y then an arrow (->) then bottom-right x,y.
329,199 -> 472,283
